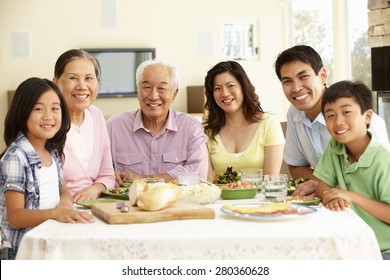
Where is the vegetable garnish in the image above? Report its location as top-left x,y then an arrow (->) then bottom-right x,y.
213,167 -> 241,184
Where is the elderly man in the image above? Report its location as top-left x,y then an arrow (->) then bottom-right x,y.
107,59 -> 208,186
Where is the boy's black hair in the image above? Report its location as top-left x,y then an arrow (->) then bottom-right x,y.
321,80 -> 372,114
322,80 -> 372,128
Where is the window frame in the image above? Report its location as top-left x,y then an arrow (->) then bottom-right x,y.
282,0 -> 356,83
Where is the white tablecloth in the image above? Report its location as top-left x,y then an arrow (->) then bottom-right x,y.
16,197 -> 382,260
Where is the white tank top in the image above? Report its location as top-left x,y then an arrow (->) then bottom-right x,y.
39,158 -> 60,209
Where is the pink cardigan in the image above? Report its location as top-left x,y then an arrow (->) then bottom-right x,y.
63,105 -> 115,196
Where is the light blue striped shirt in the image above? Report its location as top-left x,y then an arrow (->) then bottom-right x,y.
284,105 -> 389,169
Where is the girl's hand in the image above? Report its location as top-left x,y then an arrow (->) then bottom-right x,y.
54,208 -> 94,223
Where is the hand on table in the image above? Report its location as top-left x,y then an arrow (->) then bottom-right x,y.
322,186 -> 355,204
115,171 -> 142,187
324,198 -> 350,211
72,183 -> 106,203
322,186 -> 353,211
292,179 -> 318,196
54,208 -> 94,224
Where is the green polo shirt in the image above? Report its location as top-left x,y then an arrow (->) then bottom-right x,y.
314,134 -> 390,253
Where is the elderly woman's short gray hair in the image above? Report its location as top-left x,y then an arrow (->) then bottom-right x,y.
135,59 -> 179,90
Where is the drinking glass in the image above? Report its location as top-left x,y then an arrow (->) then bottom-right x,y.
264,174 -> 288,199
240,168 -> 263,191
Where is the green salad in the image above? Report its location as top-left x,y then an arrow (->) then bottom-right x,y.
287,177 -> 308,187
213,167 -> 241,184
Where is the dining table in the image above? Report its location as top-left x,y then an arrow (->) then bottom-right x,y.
15,194 -> 382,260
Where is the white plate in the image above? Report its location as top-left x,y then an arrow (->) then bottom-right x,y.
220,202 -> 317,221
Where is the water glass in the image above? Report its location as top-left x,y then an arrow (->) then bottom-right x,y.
178,172 -> 200,186
264,174 -> 288,199
240,168 -> 263,190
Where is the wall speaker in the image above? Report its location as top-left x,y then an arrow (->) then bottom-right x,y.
371,46 -> 390,91
12,32 -> 31,58
101,0 -> 117,28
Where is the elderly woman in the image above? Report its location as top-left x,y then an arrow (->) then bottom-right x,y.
107,59 -> 208,186
53,49 -> 115,202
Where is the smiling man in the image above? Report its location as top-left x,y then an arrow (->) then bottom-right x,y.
107,59 -> 208,187
274,45 -> 389,196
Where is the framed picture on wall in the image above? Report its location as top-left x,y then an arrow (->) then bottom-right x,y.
221,21 -> 258,60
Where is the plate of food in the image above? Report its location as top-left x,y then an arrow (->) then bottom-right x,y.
77,199 -> 120,209
272,196 -> 321,205
102,187 -> 130,200
121,180 -> 132,188
220,202 -> 317,221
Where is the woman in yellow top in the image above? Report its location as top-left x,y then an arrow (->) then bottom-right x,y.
203,61 -> 285,178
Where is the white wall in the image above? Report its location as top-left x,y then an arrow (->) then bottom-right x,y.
0,0 -> 289,152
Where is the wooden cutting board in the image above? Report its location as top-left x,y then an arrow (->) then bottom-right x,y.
91,200 -> 215,224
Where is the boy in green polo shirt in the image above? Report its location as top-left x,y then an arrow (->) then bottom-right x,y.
314,80 -> 390,260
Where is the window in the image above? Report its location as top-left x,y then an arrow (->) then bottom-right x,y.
348,0 -> 371,88
290,0 -> 334,82
286,0 -> 370,88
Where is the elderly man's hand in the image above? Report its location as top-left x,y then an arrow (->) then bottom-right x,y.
115,171 -> 143,187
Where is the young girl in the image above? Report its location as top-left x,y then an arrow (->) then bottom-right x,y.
0,77 -> 94,259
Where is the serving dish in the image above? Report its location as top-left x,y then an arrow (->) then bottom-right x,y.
220,202 -> 317,221
272,196 -> 321,205
102,187 -> 130,200
122,181 -> 132,188
220,188 -> 258,199
77,199 -> 120,209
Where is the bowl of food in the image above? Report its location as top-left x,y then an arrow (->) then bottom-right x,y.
179,182 -> 221,204
220,181 -> 258,199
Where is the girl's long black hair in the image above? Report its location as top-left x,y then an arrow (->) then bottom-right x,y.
1,77 -> 71,158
